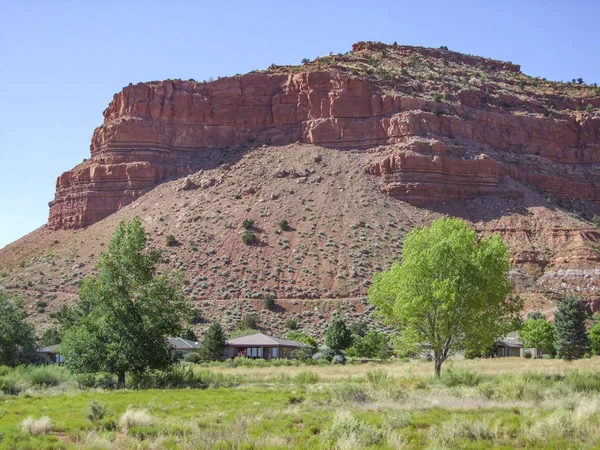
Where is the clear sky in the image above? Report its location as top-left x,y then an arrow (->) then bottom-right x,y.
1,1 -> 599,248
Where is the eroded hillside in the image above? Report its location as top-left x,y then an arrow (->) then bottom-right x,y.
1,41 -> 599,336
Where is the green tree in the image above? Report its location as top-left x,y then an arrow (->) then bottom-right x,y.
554,296 -> 589,360
181,326 -> 197,341
519,318 -> 555,356
283,331 -> 318,348
349,320 -> 369,338
346,330 -> 391,359
325,316 -> 352,352
0,290 -> 37,366
60,217 -> 188,387
200,322 -> 228,361
369,218 -> 520,376
40,327 -> 62,346
588,317 -> 600,355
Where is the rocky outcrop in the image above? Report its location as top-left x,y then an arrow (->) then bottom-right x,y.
48,43 -> 600,229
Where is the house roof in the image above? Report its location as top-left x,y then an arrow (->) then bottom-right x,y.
496,331 -> 523,348
227,333 -> 304,348
168,337 -> 202,351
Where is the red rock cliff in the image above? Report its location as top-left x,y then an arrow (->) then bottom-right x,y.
48,43 -> 600,229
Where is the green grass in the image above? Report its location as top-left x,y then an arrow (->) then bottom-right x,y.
4,362 -> 600,448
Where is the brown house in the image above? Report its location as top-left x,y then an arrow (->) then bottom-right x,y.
495,332 -> 524,357
225,333 -> 309,359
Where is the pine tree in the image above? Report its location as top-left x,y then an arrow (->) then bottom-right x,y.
200,322 -> 228,361
554,296 -> 589,360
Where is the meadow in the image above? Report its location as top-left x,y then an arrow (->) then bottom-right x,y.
3,358 -> 600,448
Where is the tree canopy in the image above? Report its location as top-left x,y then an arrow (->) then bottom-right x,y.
325,316 -> 352,352
519,318 -> 555,356
369,218 -> 520,376
200,322 -> 228,361
554,296 -> 589,360
60,217 -> 188,386
0,290 -> 37,367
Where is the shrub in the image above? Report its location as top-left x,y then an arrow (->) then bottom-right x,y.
279,220 -> 289,231
242,230 -> 256,245
324,411 -> 382,447
165,234 -> 178,247
285,318 -> 298,330
284,331 -> 318,348
592,215 -> 600,228
184,352 -> 202,363
119,409 -> 155,431
587,103 -> 594,113
263,294 -> 275,310
439,368 -> 484,387
331,383 -> 371,403
28,366 -> 64,387
239,313 -> 258,330
332,354 -> 346,364
242,218 -> 254,230
21,417 -> 53,436
431,416 -> 493,447
365,369 -> 392,386
294,371 -> 320,384
86,400 -> 107,425
313,346 -> 335,362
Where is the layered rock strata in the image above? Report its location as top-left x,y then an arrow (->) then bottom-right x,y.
48,44 -> 600,229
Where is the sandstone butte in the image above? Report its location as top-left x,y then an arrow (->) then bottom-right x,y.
1,42 -> 599,336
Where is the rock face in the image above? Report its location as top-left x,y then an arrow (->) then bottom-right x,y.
48,42 -> 600,229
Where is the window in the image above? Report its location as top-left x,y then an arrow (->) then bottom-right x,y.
248,347 -> 263,358
269,347 -> 277,358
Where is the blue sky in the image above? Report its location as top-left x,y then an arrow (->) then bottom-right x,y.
1,1 -> 599,248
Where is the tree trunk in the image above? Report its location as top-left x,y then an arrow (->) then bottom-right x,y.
434,351 -> 444,377
118,371 -> 126,388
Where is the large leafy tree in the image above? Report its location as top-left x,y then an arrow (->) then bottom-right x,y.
588,317 -> 600,355
369,218 -> 520,376
200,322 -> 228,361
0,290 -> 37,366
519,318 -> 555,356
325,316 -> 352,352
554,296 -> 589,360
60,217 -> 188,386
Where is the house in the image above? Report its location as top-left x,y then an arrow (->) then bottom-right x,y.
37,344 -> 64,364
495,332 -> 524,357
169,337 -> 202,360
225,333 -> 310,359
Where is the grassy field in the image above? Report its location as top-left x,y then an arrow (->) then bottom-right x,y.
3,358 -> 600,448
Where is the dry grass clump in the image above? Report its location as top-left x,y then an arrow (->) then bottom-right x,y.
528,397 -> 600,442
430,416 -> 494,448
21,416 -> 53,436
118,408 -> 155,431
324,410 -> 383,449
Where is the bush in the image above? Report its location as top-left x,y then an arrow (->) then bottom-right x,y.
242,218 -> 254,230
332,354 -> 346,364
365,369 -> 392,386
431,416 -> 493,447
27,366 -> 64,387
294,371 -> 320,384
165,234 -> 178,247
86,400 -> 107,425
184,352 -> 202,363
324,411 -> 382,447
279,220 -> 289,231
330,383 -> 371,403
242,230 -> 256,245
21,417 -> 53,436
239,313 -> 258,330
313,346 -> 335,362
263,294 -> 275,310
119,409 -> 155,431
592,215 -> 600,228
285,318 -> 298,330
439,368 -> 484,387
